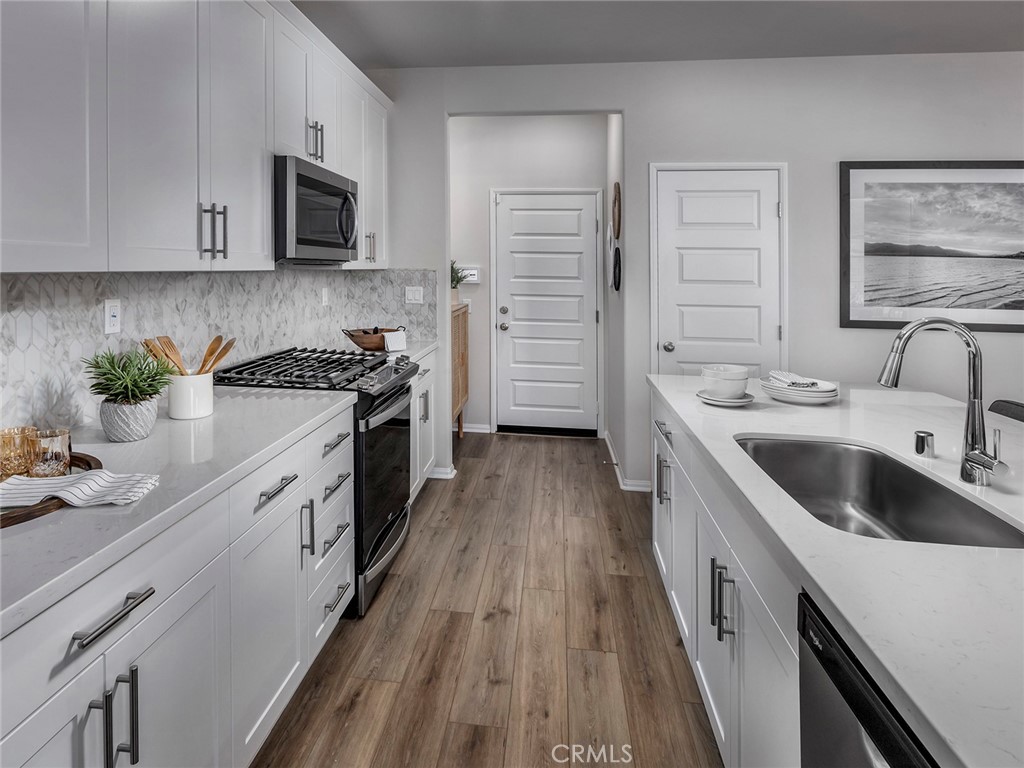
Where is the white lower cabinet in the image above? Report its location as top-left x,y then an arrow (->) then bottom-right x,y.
104,552 -> 232,767
652,430 -> 674,593
668,460 -> 697,657
410,356 -> 437,500
229,485 -> 309,767
0,657 -> 105,768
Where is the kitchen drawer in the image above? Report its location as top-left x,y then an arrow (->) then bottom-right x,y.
307,441 -> 354,521
305,408 -> 354,476
0,491 -> 229,737
412,350 -> 437,389
306,483 -> 354,597
229,440 -> 306,541
652,397 -> 687,467
308,540 -> 354,662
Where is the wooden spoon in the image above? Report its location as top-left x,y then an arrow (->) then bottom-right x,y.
156,336 -> 188,375
196,335 -> 224,376
202,337 -> 235,374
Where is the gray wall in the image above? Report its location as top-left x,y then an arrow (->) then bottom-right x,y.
448,114 -> 609,429
372,52 -> 1024,486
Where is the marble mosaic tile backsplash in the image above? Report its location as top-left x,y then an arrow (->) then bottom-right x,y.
1,269 -> 437,427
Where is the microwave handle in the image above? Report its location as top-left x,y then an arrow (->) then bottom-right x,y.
339,191 -> 359,249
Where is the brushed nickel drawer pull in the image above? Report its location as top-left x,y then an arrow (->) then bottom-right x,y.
255,473 -> 299,511
324,472 -> 351,503
114,665 -> 139,764
73,588 -> 156,650
325,582 -> 351,615
323,432 -> 351,458
323,522 -> 351,556
301,499 -> 316,555
89,689 -> 115,768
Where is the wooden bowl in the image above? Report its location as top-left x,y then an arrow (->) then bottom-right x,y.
343,327 -> 402,352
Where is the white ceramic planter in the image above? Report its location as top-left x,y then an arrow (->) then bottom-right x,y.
167,373 -> 214,420
99,399 -> 158,442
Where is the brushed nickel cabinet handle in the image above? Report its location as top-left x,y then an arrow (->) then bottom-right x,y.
323,472 -> 351,503
255,473 -> 299,511
323,431 -> 351,458
654,419 -> 673,445
200,203 -> 217,259
710,556 -> 718,627
317,122 -> 325,162
89,689 -> 115,768
325,582 -> 351,615
717,565 -> 736,642
657,457 -> 671,504
420,390 -> 430,423
216,205 -> 228,259
114,665 -> 139,764
301,499 -> 315,554
323,522 -> 350,556
73,588 -> 156,649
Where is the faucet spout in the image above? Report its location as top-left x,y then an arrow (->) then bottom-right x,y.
877,317 -> 1005,486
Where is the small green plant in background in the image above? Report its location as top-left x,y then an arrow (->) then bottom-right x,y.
451,260 -> 469,290
83,350 -> 175,405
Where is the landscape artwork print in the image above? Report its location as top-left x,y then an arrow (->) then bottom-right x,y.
840,161 -> 1024,332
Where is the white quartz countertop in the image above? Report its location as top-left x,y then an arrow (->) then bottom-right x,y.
1,387 -> 357,637
648,375 -> 1024,768
388,339 -> 439,364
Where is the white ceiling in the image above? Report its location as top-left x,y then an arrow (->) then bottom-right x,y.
294,1 -> 1024,70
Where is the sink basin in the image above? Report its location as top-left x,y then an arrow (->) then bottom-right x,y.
736,437 -> 1024,548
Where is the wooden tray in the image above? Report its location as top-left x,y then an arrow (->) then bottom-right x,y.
0,453 -> 103,529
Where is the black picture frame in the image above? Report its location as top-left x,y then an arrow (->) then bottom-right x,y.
839,160 -> 1024,332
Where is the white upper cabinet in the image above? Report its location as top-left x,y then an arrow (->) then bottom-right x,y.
209,0 -> 275,271
346,96 -> 388,270
1,0 -> 108,273
273,15 -> 314,162
312,47 -> 344,174
340,73 -> 365,185
107,0 -> 204,271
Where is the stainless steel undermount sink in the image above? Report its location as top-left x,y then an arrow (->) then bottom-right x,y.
736,437 -> 1024,548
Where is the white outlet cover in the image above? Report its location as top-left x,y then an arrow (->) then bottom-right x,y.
104,299 -> 121,335
405,286 -> 424,304
322,286 -> 330,306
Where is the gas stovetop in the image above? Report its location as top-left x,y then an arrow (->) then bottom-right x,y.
214,347 -> 418,397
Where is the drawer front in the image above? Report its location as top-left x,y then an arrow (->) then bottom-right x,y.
307,441 -> 354,522
229,440 -> 306,541
308,541 -> 354,662
412,350 -> 437,387
305,408 -> 354,477
306,483 -> 354,597
1,491 -> 229,736
652,397 -> 687,467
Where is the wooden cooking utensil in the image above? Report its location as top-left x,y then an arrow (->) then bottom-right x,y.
196,335 -> 224,376
203,337 -> 235,374
156,336 -> 188,375
141,338 -> 167,363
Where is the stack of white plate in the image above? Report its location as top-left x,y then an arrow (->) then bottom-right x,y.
759,376 -> 838,405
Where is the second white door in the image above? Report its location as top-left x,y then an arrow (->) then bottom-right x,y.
494,192 -> 599,432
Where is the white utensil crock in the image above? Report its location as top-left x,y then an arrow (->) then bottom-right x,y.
167,373 -> 214,420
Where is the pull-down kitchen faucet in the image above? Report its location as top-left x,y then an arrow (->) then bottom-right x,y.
878,317 -> 1008,486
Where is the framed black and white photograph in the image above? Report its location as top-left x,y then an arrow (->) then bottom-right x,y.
840,161 -> 1024,332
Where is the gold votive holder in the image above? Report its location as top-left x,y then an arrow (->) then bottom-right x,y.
1,426 -> 39,481
29,429 -> 71,478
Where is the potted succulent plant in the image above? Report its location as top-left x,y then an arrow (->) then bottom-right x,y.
84,350 -> 175,442
451,260 -> 469,304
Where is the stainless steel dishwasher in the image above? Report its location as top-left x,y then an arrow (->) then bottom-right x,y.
798,593 -> 937,767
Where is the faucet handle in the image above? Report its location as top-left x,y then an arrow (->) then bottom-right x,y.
966,449 -> 1009,479
992,428 -> 1001,461
914,430 -> 935,459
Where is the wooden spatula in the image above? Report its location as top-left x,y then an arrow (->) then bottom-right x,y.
141,338 -> 167,363
196,335 -> 224,376
201,337 -> 235,375
156,336 -> 188,375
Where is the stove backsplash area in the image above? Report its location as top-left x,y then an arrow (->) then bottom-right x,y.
1,269 -> 437,427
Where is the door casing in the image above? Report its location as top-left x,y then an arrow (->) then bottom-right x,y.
489,187 -> 605,435
648,163 -> 790,376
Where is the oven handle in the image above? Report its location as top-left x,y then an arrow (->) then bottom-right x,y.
359,389 -> 412,432
364,504 -> 411,583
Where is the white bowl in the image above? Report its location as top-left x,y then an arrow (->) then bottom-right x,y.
702,375 -> 748,399
701,364 -> 749,381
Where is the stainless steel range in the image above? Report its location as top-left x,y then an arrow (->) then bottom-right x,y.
215,347 -> 418,615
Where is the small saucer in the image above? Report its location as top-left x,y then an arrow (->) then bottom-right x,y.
697,390 -> 754,407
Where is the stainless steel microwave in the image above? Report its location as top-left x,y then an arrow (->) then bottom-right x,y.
274,155 -> 358,266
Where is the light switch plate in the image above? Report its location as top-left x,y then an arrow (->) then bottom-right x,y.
103,299 -> 121,335
460,267 -> 481,284
405,286 -> 424,304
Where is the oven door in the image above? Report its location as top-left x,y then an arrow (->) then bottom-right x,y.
355,385 -> 412,614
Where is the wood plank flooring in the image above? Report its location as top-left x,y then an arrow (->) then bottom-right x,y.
253,434 -> 723,768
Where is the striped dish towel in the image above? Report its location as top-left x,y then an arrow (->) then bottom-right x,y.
0,470 -> 159,507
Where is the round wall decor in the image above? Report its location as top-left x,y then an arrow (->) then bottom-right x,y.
612,182 -> 622,239
612,246 -> 622,291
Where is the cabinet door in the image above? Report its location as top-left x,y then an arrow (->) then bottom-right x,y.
1,0 -> 107,272
108,0 -> 206,271
104,552 -> 231,768
694,506 -> 734,766
417,375 -> 437,486
0,658 -> 104,767
734,561 -> 800,768
340,74 -> 365,184
312,47 -> 343,174
668,461 -> 697,657
209,0 -> 274,271
273,14 -> 313,161
230,486 -> 308,767
362,98 -> 387,268
651,430 -> 673,593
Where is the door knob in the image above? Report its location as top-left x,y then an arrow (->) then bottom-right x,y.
499,306 -> 509,314
663,341 -> 675,352
499,322 -> 509,331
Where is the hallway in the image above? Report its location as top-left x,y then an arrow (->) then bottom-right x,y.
254,433 -> 723,768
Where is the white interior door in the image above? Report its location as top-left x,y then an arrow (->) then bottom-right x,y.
655,169 -> 782,377
494,192 -> 599,431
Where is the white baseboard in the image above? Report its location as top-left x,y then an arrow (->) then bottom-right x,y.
427,464 -> 457,480
453,423 -> 492,434
603,431 -> 651,493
